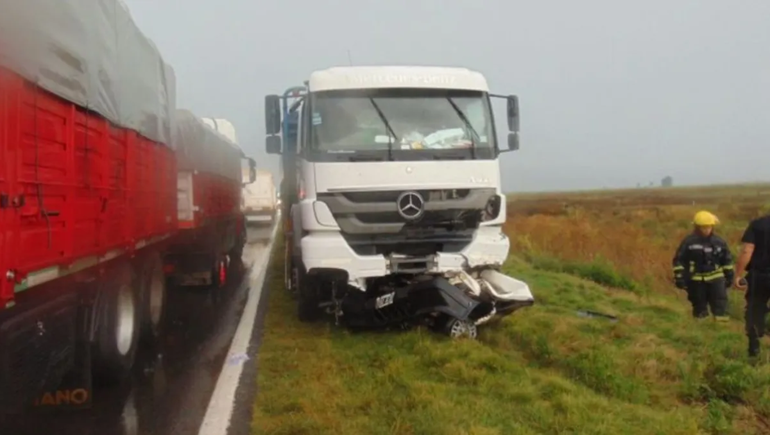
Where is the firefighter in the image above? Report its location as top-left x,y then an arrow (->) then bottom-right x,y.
672,211 -> 734,321
732,213 -> 770,357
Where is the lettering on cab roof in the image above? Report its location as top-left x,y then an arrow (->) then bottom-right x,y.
347,74 -> 458,87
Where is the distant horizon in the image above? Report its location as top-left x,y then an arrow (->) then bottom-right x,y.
264,167 -> 769,195
505,179 -> 770,195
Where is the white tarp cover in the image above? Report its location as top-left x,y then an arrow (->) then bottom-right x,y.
0,0 -> 176,145
174,110 -> 243,182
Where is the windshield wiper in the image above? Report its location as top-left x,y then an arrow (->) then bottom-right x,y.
347,153 -> 385,162
446,97 -> 480,159
369,97 -> 398,161
431,150 -> 468,160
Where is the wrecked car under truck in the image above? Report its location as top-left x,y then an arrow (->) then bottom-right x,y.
264,66 -> 534,338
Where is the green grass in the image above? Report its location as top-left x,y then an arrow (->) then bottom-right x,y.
253,242 -> 770,435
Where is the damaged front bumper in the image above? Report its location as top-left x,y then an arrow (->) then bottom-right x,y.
301,226 -> 511,289
339,269 -> 534,330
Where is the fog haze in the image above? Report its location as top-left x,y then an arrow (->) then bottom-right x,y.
124,0 -> 770,192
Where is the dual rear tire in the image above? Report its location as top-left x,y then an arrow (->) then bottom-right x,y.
92,254 -> 167,384
92,264 -> 141,383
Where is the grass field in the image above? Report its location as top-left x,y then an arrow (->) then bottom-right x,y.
253,183 -> 770,435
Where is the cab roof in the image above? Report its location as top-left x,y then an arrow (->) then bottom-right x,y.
307,66 -> 489,93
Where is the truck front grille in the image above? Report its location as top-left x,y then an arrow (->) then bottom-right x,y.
317,188 -> 497,236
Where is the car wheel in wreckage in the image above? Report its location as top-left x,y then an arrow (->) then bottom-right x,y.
442,316 -> 478,339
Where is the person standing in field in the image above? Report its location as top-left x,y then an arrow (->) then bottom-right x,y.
732,214 -> 770,357
672,211 -> 734,321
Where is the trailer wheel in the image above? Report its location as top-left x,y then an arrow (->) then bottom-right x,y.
296,267 -> 322,322
443,317 -> 478,340
140,253 -> 167,344
230,242 -> 244,265
231,220 -> 246,263
93,264 -> 141,384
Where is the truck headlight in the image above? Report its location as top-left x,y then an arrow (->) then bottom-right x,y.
482,195 -> 502,221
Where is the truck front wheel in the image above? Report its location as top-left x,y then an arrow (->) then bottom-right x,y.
296,266 -> 322,322
93,264 -> 141,384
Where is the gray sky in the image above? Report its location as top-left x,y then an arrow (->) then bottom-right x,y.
125,0 -> 770,192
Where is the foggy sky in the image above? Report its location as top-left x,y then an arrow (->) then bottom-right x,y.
124,0 -> 770,192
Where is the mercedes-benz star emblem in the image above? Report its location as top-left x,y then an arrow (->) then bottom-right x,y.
396,191 -> 425,220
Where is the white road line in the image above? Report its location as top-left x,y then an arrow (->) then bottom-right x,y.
198,223 -> 279,435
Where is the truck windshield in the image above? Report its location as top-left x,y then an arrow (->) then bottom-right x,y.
307,88 -> 496,158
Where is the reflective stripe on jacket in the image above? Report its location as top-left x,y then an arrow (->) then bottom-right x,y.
672,233 -> 734,282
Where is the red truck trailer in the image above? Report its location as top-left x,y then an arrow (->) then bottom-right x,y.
165,110 -> 249,288
0,0 -> 255,413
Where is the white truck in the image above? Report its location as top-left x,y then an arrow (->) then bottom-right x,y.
242,169 -> 277,224
265,66 -> 534,338
202,117 -> 239,144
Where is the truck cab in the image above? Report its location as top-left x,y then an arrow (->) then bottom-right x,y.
265,66 -> 533,337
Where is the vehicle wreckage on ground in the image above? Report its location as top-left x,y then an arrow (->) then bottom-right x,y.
264,66 -> 534,338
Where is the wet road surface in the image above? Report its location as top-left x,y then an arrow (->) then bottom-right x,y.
3,225 -> 275,435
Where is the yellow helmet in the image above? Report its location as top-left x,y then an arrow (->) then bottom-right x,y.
693,210 -> 719,226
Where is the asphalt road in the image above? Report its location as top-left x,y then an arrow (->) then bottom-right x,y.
3,224 -> 275,435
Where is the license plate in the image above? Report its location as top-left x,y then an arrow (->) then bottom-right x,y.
375,292 -> 395,309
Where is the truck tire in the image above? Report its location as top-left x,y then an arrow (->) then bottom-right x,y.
140,253 -> 167,344
285,245 -> 295,296
296,266 -> 322,322
230,218 -> 246,261
93,263 -> 141,384
230,241 -> 244,262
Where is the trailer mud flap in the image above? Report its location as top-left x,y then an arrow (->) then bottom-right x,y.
29,336 -> 92,411
0,293 -> 89,414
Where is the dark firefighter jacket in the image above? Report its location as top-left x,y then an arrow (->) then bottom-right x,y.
672,233 -> 734,284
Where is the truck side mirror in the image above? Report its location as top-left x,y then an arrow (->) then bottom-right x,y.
266,135 -> 282,155
265,94 -> 281,135
507,95 -> 519,133
507,132 -> 519,152
242,157 -> 257,186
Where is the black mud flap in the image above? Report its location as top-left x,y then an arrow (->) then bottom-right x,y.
0,293 -> 92,415
28,335 -> 92,412
340,277 -> 480,329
